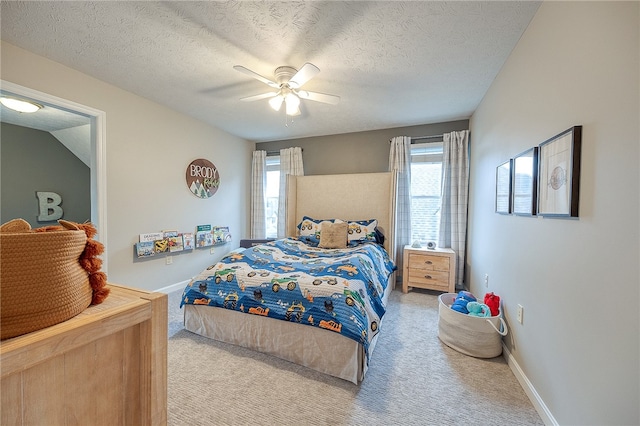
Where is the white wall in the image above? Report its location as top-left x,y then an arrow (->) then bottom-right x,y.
468,2 -> 638,425
1,41 -> 253,292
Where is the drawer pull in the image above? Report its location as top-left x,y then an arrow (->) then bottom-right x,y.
424,260 -> 433,265
424,275 -> 432,279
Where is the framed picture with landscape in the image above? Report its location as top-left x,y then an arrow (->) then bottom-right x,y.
495,159 -> 512,214
512,147 -> 538,216
537,126 -> 582,217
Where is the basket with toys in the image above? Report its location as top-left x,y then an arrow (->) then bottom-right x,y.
438,291 -> 507,358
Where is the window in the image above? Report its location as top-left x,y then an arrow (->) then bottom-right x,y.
265,155 -> 280,238
410,142 -> 443,244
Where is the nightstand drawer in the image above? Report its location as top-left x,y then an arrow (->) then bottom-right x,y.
407,253 -> 450,272
407,269 -> 450,289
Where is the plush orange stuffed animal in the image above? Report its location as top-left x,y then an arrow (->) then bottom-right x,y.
35,219 -> 110,304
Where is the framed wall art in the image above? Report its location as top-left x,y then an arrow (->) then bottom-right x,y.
537,126 -> 582,217
512,147 -> 538,216
495,159 -> 512,214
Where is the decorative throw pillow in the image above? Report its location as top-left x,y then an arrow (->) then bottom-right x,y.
318,221 -> 348,249
297,216 -> 334,237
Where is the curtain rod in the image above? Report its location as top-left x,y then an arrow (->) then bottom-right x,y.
265,148 -> 303,156
389,134 -> 444,144
411,134 -> 443,142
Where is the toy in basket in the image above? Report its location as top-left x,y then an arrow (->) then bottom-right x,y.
438,291 -> 508,358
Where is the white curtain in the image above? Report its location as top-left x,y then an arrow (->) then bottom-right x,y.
250,150 -> 267,239
438,130 -> 470,288
389,136 -> 412,274
277,147 -> 304,238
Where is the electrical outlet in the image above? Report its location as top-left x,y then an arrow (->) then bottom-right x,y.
210,247 -> 215,255
166,256 -> 173,265
484,274 -> 489,287
517,304 -> 524,324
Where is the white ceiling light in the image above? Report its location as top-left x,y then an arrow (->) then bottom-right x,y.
0,97 -> 42,113
268,94 -> 284,112
284,92 -> 301,116
267,86 -> 301,116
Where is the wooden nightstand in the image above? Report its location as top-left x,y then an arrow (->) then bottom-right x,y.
402,245 -> 456,293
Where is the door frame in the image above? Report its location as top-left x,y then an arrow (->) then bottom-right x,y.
1,80 -> 108,272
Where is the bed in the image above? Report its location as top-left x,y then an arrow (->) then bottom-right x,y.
181,172 -> 397,384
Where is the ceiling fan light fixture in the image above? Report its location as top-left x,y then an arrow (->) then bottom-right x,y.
285,92 -> 300,116
288,105 -> 301,117
269,95 -> 284,111
1,97 -> 42,113
234,62 -> 339,119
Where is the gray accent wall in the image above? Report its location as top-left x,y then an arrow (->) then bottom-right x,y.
1,122 -> 90,227
256,120 -> 469,175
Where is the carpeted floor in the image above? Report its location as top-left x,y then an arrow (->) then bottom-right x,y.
166,288 -> 543,425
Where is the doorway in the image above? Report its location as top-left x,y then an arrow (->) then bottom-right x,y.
0,80 -> 108,271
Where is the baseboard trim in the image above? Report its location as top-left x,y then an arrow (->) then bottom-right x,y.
502,343 -> 557,426
156,279 -> 190,294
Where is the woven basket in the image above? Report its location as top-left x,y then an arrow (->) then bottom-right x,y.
1,228 -> 93,340
438,293 -> 508,358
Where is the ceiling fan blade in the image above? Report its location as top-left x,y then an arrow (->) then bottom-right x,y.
233,65 -> 280,89
289,63 -> 320,89
297,90 -> 340,105
240,92 -> 278,102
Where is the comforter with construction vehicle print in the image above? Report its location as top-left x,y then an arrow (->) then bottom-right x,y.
180,238 -> 395,363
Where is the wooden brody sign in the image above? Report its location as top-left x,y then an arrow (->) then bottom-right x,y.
186,158 -> 220,199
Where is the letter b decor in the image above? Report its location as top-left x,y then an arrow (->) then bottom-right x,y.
36,191 -> 63,221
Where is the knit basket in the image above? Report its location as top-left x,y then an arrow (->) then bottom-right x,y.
438,293 -> 508,358
1,228 -> 93,340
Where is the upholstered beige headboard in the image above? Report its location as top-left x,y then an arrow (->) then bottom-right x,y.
285,172 -> 397,260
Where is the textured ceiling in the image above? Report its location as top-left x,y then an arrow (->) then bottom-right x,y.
0,1 -> 540,142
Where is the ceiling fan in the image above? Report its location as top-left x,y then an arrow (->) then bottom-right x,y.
233,63 -> 340,116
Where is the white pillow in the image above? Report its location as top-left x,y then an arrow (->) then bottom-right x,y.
297,216 -> 334,237
335,219 -> 378,243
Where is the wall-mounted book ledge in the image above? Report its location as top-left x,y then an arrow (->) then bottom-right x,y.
134,225 -> 231,258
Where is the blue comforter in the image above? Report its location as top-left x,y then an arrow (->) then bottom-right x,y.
181,238 -> 396,362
